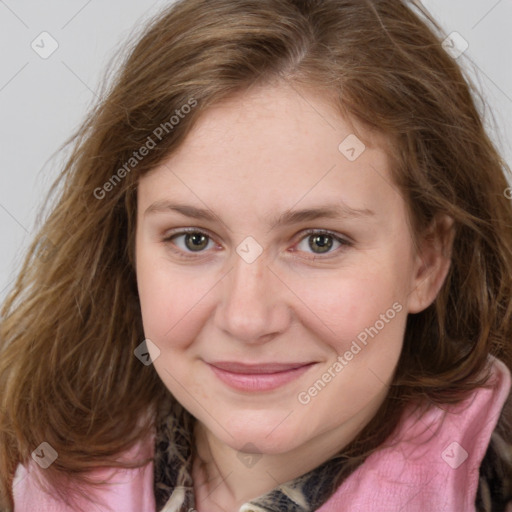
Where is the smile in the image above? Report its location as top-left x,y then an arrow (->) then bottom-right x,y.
206,361 -> 317,392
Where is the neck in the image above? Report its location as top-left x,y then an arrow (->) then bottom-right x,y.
191,388 -> 388,512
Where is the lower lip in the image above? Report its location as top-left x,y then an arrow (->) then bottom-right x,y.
208,363 -> 315,392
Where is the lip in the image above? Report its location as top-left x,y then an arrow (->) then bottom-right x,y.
207,361 -> 317,392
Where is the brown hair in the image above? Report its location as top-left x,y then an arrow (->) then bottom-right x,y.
1,0 -> 512,509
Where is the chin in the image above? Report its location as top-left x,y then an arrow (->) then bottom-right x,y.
207,414 -> 309,455
234,432 -> 299,455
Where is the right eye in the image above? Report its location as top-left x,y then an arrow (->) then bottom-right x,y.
163,229 -> 219,258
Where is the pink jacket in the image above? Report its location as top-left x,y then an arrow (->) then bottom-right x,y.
13,356 -> 511,512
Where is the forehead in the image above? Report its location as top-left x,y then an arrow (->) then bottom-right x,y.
181,83 -> 385,156
138,83 -> 402,223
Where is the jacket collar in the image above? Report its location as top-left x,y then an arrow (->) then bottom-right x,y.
154,355 -> 511,512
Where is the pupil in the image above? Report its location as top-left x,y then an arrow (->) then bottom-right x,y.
310,234 -> 333,253
186,233 -> 208,251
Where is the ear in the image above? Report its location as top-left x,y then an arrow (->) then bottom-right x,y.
407,214 -> 455,314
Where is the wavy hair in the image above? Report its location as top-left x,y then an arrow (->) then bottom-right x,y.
1,0 -> 512,509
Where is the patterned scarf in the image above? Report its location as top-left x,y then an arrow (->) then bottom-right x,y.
152,393 -> 512,511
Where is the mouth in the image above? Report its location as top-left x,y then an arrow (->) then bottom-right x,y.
206,361 -> 317,392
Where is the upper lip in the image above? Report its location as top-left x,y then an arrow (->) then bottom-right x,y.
208,361 -> 315,374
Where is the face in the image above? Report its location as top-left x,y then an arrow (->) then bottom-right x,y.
135,83 -> 435,456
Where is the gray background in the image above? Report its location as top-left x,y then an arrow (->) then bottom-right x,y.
1,0 -> 511,301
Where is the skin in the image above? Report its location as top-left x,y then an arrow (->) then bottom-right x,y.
135,82 -> 453,512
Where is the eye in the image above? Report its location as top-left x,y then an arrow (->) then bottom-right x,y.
163,229 -> 216,256
163,228 -> 352,260
294,230 -> 352,257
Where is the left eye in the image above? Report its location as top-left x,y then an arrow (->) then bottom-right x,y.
295,231 -> 349,255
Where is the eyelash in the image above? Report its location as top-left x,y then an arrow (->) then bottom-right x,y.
162,227 -> 353,260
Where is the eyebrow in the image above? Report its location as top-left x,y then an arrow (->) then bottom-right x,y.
144,200 -> 375,229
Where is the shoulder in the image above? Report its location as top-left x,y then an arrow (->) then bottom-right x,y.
476,374 -> 512,512
318,355 -> 512,512
12,430 -> 156,512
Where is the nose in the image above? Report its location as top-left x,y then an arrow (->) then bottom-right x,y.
213,250 -> 291,344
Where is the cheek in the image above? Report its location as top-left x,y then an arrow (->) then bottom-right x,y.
136,246 -> 210,349
291,267 -> 403,346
